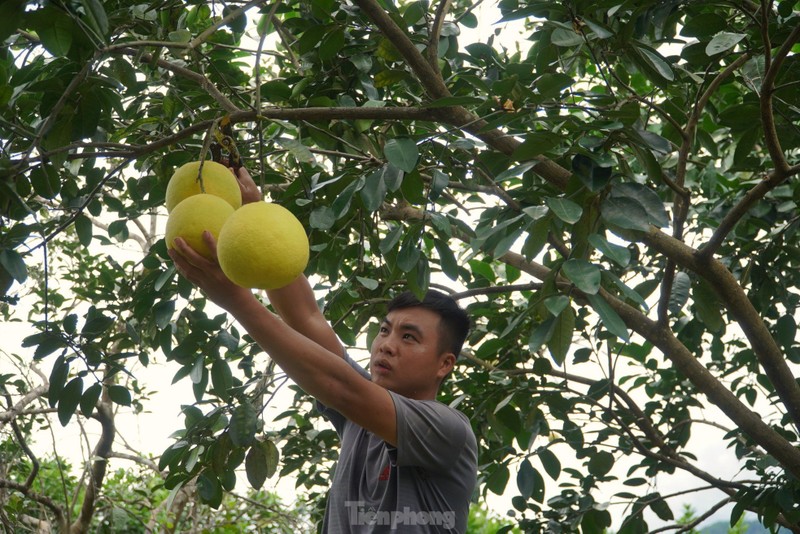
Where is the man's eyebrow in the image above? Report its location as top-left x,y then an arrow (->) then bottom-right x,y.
381,317 -> 424,337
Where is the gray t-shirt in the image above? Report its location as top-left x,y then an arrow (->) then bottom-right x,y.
317,354 -> 478,533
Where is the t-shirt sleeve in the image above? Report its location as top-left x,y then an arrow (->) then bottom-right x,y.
390,391 -> 470,474
316,352 -> 371,432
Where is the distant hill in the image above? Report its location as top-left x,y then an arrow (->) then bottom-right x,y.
701,519 -> 785,534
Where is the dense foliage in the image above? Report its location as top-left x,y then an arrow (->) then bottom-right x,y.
2,0 -> 800,532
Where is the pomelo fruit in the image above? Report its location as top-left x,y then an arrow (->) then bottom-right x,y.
166,194 -> 235,259
217,202 -> 309,290
165,160 -> 242,212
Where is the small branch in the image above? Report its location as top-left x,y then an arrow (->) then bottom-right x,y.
427,0 -> 452,72
0,480 -> 67,529
0,384 -> 48,429
187,0 -> 266,51
451,283 -> 542,300
699,164 -> 800,258
115,48 -> 239,114
760,23 -> 800,175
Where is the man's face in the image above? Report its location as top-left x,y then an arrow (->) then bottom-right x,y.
369,307 -> 454,400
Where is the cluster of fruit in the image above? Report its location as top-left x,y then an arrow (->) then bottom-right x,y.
164,161 -> 309,290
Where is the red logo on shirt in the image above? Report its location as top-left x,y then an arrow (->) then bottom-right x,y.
379,465 -> 390,481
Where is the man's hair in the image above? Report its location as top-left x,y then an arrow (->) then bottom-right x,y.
387,290 -> 470,357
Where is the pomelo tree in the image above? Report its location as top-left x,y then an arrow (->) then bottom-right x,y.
2,0 -> 800,531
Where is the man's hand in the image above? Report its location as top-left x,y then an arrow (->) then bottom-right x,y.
168,231 -> 253,312
232,166 -> 261,204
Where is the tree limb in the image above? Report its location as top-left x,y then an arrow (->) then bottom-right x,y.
641,227 -> 800,432
0,480 -> 67,530
427,0 -> 452,73
69,388 -> 116,534
760,20 -> 800,174
382,201 -> 800,478
350,0 -> 571,189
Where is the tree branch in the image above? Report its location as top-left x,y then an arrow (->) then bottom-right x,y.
114,48 -> 239,114
381,201 -> 800,478
699,164 -> 800,258
0,480 -> 67,530
350,0 -> 571,190
0,384 -> 48,429
641,227 -> 800,432
427,0 -> 452,73
760,20 -> 800,174
69,385 -> 116,534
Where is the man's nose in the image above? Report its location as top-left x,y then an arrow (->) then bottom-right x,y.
377,336 -> 396,355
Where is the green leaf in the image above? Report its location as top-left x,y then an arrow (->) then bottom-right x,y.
601,197 -> 649,232
74,214 -> 93,247
647,493 -> 674,521
486,464 -> 510,495
319,27 -> 345,61
108,384 -> 131,406
356,276 -> 379,290
562,259 -> 601,295
48,355 -> 70,408
586,449 -> 614,476
529,316 -> 556,352
58,377 -> 84,426
245,442 -> 269,490
360,166 -> 390,212
586,293 -> 630,342
513,132 -> 562,160
309,205 -> 336,230
80,382 -> 102,418
434,238 -> 459,281
636,46 -> 674,81
397,240 -> 421,272
516,459 -> 536,499
706,32 -> 746,56
588,234 -> 630,267
245,439 -> 280,490
168,29 -> 192,43
0,0 -> 25,43
229,400 -> 257,447
384,138 -> 419,173
538,448 -> 561,480
278,138 -> 316,164
668,272 -> 691,316
775,315 -> 796,349
0,248 -> 28,283
430,169 -> 449,202
197,471 -> 223,508
535,72 -> 574,98
545,197 -> 582,224
548,307 -> 574,365
572,154 -> 612,191
30,165 -> 60,199
379,224 -> 403,254
27,7 -> 75,57
693,279 -> 724,333
211,359 -> 233,399
79,0 -> 109,38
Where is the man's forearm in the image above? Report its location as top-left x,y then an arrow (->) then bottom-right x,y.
265,275 -> 344,358
226,293 -> 359,409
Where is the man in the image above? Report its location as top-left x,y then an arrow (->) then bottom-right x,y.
169,167 -> 478,532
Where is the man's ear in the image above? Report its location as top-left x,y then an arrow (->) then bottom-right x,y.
437,352 -> 456,380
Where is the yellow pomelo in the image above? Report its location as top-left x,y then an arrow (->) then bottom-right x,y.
165,194 -> 235,259
217,202 -> 310,290
165,160 -> 242,212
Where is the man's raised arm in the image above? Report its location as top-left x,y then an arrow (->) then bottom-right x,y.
265,276 -> 344,359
